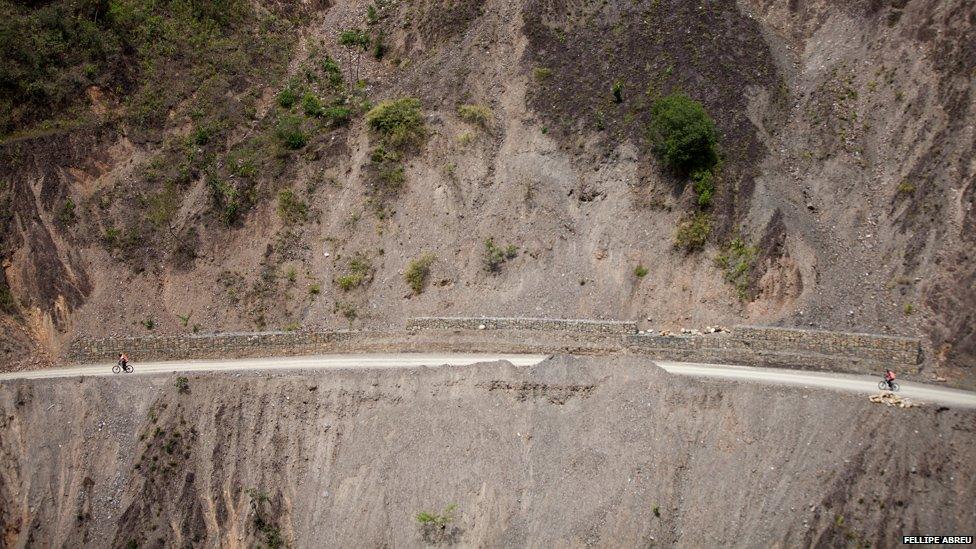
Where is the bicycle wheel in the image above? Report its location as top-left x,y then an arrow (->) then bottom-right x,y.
112,364 -> 121,374
878,381 -> 888,391
890,382 -> 899,392
125,364 -> 134,373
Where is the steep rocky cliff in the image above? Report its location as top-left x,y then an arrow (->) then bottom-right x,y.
1,0 -> 973,382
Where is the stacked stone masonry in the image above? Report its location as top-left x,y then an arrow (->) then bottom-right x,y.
406,316 -> 638,334
64,319 -> 921,377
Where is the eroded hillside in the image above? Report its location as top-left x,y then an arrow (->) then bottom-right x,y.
0,0 -> 974,381
1,356 -> 974,547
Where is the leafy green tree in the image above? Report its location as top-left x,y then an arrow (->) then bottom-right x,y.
648,93 -> 719,174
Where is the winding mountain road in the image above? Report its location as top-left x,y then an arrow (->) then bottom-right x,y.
2,353 -> 974,408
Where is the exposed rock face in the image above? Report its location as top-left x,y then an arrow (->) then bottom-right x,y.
1,0 -> 973,384
1,357 -> 973,547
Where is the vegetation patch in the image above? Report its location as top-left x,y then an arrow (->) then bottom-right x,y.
649,93 -> 719,175
416,504 -> 460,545
336,255 -> 372,291
484,238 -> 518,273
457,104 -> 492,127
715,237 -> 758,300
674,213 -> 711,252
405,253 -> 436,294
276,190 -> 308,225
366,98 -> 425,149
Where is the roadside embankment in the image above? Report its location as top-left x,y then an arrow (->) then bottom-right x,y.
1,356 -> 972,547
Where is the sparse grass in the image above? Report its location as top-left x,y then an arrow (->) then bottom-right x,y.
416,504 -> 457,526
283,321 -> 300,331
336,255 -> 371,291
416,503 -> 458,544
308,283 -> 321,296
276,190 -> 308,224
653,505 -> 660,518
716,237 -> 758,299
904,303 -> 914,315
533,67 -> 553,81
336,301 -> 357,322
405,253 -> 436,294
674,213 -> 711,252
457,104 -> 492,127
142,317 -> 155,330
612,81 -> 623,103
177,313 -> 191,327
322,105 -> 352,126
634,264 -> 649,278
897,180 -> 915,195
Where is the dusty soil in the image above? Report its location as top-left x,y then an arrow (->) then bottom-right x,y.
0,0 -> 974,384
1,356 -> 973,547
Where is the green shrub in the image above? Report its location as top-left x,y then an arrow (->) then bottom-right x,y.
533,67 -> 553,80
648,93 -> 719,174
674,213 -> 711,251
365,98 -> 425,149
634,264 -> 649,278
175,376 -> 190,394
323,105 -> 352,126
715,237 -> 758,299
691,169 -> 715,207
276,115 -> 308,150
338,29 -> 371,50
458,104 -> 492,126
276,190 -> 308,224
322,56 -> 344,89
301,93 -> 322,117
277,86 -> 299,108
366,4 -> 379,24
405,254 -> 436,294
612,81 -> 623,103
416,504 -> 457,526
308,283 -> 321,296
483,238 -> 516,272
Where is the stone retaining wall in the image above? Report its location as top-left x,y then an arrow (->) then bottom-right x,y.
406,316 -> 637,334
624,325 -> 920,375
63,319 -> 921,376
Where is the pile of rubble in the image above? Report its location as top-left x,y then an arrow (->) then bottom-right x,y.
869,392 -> 917,408
647,326 -> 729,337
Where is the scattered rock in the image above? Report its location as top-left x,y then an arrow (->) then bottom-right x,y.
868,393 -> 916,408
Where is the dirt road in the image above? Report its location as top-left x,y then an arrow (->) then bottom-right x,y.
656,361 -> 976,408
3,353 -> 973,408
0,353 -> 549,380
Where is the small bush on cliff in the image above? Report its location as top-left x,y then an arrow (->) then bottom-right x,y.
416,504 -> 460,544
405,253 -> 436,294
365,98 -> 425,149
674,213 -> 711,251
715,237 -> 758,299
483,239 -> 517,273
276,115 -> 308,150
648,93 -> 719,174
457,104 -> 492,127
175,376 -> 190,394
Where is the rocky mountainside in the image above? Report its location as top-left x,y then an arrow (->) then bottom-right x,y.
2,356 -> 974,547
1,0 -> 973,381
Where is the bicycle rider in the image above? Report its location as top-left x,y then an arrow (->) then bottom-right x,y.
883,368 -> 896,390
118,352 -> 129,371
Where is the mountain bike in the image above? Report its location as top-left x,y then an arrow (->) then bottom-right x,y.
878,379 -> 899,392
113,361 -> 134,374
